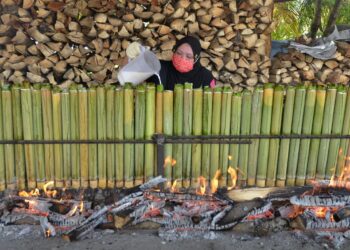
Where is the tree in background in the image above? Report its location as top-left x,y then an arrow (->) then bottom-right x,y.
272,0 -> 350,41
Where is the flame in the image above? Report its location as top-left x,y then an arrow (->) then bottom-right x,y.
196,176 -> 207,195
164,156 -> 176,167
228,155 -> 232,161
211,170 -> 220,194
227,166 -> 237,190
79,201 -> 84,213
46,229 -> 51,238
171,179 -> 179,193
19,188 -> 40,197
43,181 -> 57,198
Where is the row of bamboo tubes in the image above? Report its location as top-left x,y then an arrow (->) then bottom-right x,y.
0,83 -> 349,191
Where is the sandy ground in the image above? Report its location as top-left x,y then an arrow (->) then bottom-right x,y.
0,224 -> 347,250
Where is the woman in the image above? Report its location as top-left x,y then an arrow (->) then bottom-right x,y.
149,36 -> 215,90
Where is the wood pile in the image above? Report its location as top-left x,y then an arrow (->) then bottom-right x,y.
0,0 -> 274,90
269,41 -> 350,85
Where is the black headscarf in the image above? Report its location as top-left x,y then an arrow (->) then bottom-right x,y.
153,36 -> 214,90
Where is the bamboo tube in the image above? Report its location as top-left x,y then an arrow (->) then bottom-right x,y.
173,84 -> 184,183
183,83 -> 193,188
52,87 -> 64,188
114,87 -> 124,187
163,90 -> 173,179
266,85 -> 284,187
11,84 -> 25,189
229,92 -> 242,186
191,88 -> 203,187
69,85 -> 80,188
201,87 -> 213,179
97,86 -> 107,188
88,87 -> 97,188
106,86 -> 115,188
61,89 -> 71,188
20,85 -> 36,189
336,88 -> 350,176
286,85 -> 306,186
145,83 -> 156,181
78,86 -> 88,188
156,85 -> 163,134
325,86 -> 347,179
2,85 -> 15,189
210,86 -> 222,183
219,85 -> 232,187
316,85 -> 337,180
135,84 -> 146,185
295,86 -> 316,186
306,86 -> 326,184
256,84 -> 274,187
124,83 -> 134,187
0,88 -> 4,191
41,84 -> 55,185
276,86 -> 296,187
247,86 -> 263,186
238,89 -> 252,186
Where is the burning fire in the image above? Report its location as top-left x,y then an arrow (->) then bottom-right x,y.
211,170 -> 220,194
43,181 -> 57,198
18,181 -> 58,198
227,166 -> 237,190
19,188 -> 40,197
196,176 -> 207,195
164,156 -> 176,167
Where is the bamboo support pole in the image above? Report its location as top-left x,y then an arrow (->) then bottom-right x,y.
286,85 -> 306,186
306,87 -> 326,184
201,87 -> 213,179
106,86 -> 115,188
173,84 -> 184,183
183,83 -> 193,188
114,87 -> 124,187
124,84 -> 134,187
135,84 -> 146,185
266,85 -> 284,187
247,86 -> 263,186
276,86 -> 296,187
61,89 -> 71,188
88,87 -> 97,188
97,86 -> 107,188
0,87 -> 4,191
163,90 -> 173,180
145,83 -> 156,181
156,84 -> 163,134
316,86 -> 337,180
295,86 -> 316,186
78,86 -> 89,188
256,84 -> 274,187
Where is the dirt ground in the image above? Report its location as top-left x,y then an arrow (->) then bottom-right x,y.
0,224 -> 347,250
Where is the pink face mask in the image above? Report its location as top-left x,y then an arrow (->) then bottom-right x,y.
172,54 -> 194,73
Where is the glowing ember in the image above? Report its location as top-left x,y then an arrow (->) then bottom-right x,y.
211,170 -> 220,194
196,176 -> 207,195
227,166 -> 237,190
164,156 -> 177,167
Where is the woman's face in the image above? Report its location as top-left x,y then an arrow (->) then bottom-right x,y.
174,43 -> 195,64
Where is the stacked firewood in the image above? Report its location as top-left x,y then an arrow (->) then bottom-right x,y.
269,41 -> 350,85
0,0 -> 274,89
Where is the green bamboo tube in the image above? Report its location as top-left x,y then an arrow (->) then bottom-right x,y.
266,85 -> 284,187
201,87 -> 212,179
286,85 -> 306,186
173,84 -> 184,183
145,83 -> 156,181
325,86 -> 347,179
163,90 -> 173,179
183,83 -> 193,188
32,84 -> 45,188
106,86 -> 115,188
256,84 -> 274,187
2,85 -> 15,189
20,85 -> 36,189
316,85 -> 337,180
114,87 -> 124,187
11,84 -> 25,189
238,89 -> 252,186
97,86 -> 107,188
219,85 -> 232,187
306,87 -> 326,184
52,87 -> 64,188
191,88 -> 203,187
229,92 -> 242,186
210,86 -> 222,183
276,86 -> 296,187
88,87 -> 98,188
247,86 -> 263,186
61,89 -> 71,188
78,86 -> 89,188
41,84 -> 55,185
336,88 -> 350,176
156,85 -> 163,134
124,83 -> 134,187
0,88 -> 4,191
69,85 -> 80,188
295,86 -> 316,186
135,84 -> 146,185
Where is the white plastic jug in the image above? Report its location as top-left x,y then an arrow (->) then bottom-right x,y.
117,50 -> 161,86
